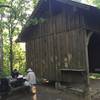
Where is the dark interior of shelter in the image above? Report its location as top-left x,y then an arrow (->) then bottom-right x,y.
88,33 -> 100,73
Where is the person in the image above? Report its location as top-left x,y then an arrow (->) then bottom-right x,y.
11,69 -> 19,79
24,68 -> 37,94
25,68 -> 36,86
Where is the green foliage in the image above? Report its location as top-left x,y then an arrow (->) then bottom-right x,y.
0,0 -> 6,3
32,0 -> 39,6
89,73 -> 100,79
88,0 -> 100,8
93,0 -> 100,7
0,0 -> 37,75
26,17 -> 46,27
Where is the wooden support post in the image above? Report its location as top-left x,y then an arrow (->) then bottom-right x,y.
84,30 -> 92,100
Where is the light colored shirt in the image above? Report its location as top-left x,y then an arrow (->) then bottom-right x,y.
26,71 -> 36,86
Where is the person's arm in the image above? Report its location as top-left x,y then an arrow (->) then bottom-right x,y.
26,73 -> 30,81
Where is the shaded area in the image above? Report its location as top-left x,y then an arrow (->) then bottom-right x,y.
88,33 -> 100,72
3,82 -> 100,100
7,85 -> 68,100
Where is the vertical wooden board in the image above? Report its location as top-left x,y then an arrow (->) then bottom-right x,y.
47,35 -> 54,80
79,13 -> 85,27
81,29 -> 87,67
31,40 -> 34,67
65,11 -> 69,31
40,37 -> 44,78
71,30 -> 79,68
43,36 -> 47,78
48,35 -> 53,80
44,21 -> 48,35
68,13 -> 74,68
36,38 -> 40,77
57,33 -> 64,69
38,24 -> 43,78
63,32 -> 68,67
30,40 -> 32,67
56,33 -> 65,81
59,14 -> 63,33
41,37 -> 46,78
56,34 -> 61,69
52,16 -> 56,34
47,18 -> 51,34
38,37 -> 42,78
43,23 -> 46,34
33,40 -> 36,71
28,41 -> 31,68
48,35 -> 55,80
50,35 -> 56,80
35,38 -> 39,76
42,37 -> 46,79
69,13 -> 74,29
78,29 -> 84,68
27,41 -> 30,67
49,17 -> 53,34
74,13 -> 80,28
78,15 -> 86,68
74,30 -> 79,67
31,40 -> 35,71
44,36 -> 49,79
58,34 -> 63,68
53,15 -> 58,81
40,24 -> 43,36
71,30 -> 75,68
34,39 -> 37,74
30,40 -> 33,67
76,15 -> 86,69
33,40 -> 36,73
47,35 -> 51,80
67,31 -> 72,68
70,13 -> 80,68
37,38 -> 41,75
38,38 -> 41,77
46,36 -> 50,79
59,13 -> 63,33
77,29 -> 82,68
75,15 -> 81,68
53,34 -> 58,81
55,16 -> 59,33
56,14 -> 62,33
38,37 -> 42,77
63,32 -> 69,68
45,19 -> 49,34
39,37 -> 44,78
62,10 -> 66,32
26,42 -> 30,68
68,12 -> 71,31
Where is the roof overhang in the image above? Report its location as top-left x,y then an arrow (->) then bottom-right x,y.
18,0 -> 100,42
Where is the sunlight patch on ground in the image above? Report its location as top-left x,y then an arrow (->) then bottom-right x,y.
89,73 -> 100,79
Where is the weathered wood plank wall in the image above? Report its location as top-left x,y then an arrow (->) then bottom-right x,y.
26,7 -> 87,81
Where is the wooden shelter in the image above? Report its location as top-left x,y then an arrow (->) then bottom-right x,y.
18,0 -> 100,99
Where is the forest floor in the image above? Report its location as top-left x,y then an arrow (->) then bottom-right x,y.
3,79 -> 100,100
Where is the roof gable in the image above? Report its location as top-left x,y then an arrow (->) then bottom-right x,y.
18,0 -> 100,42
31,0 -> 100,18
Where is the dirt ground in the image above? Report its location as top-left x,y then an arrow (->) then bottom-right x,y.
3,79 -> 100,100
90,79 -> 100,100
7,85 -> 68,100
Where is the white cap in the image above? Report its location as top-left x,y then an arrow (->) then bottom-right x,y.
27,68 -> 32,72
